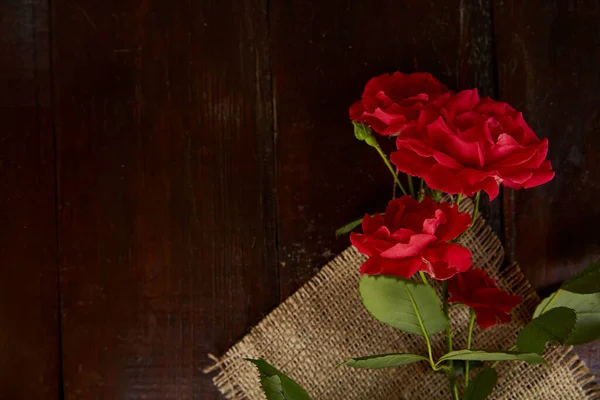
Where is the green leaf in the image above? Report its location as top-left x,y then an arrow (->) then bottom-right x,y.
335,217 -> 363,237
454,360 -> 484,376
534,291 -> 600,345
247,358 -> 311,400
436,350 -> 545,366
261,375 -> 286,400
359,274 -> 448,337
335,213 -> 385,237
517,307 -> 577,353
341,353 -> 429,369
463,367 -> 497,400
561,261 -> 600,294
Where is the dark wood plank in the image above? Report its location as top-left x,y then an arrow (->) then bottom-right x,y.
52,1 -> 277,398
270,0 -> 500,298
494,0 -> 600,376
0,0 -> 59,398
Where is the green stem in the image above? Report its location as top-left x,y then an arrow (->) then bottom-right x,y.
391,170 -> 397,199
442,281 -> 452,353
472,191 -> 481,223
442,281 -> 459,399
407,175 -> 416,198
373,143 -> 408,196
451,380 -> 460,400
419,179 -> 425,201
456,193 -> 463,205
465,309 -> 476,387
419,271 -> 429,285
405,286 -> 439,371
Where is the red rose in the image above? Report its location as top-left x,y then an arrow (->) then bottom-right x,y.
350,196 -> 472,280
391,89 -> 555,200
349,72 -> 450,136
448,268 -> 522,329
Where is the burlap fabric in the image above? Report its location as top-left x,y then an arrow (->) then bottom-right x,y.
206,200 -> 600,399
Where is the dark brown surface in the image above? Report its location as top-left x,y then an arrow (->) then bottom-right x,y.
0,0 -> 59,399
0,1 -> 598,398
270,1 -> 503,298
53,2 -> 278,399
494,0 -> 600,372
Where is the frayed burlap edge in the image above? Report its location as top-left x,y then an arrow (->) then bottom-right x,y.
205,200 -> 599,399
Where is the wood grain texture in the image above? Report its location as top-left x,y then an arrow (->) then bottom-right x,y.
493,0 -> 600,377
270,0 -> 501,298
0,1 -> 598,397
0,0 -> 59,398
52,1 -> 277,398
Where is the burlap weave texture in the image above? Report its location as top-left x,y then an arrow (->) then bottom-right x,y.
207,201 -> 599,399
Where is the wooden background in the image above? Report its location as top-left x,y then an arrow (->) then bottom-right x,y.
1,1 -> 599,398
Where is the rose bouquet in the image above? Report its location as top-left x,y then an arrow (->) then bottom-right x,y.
247,72 -> 600,399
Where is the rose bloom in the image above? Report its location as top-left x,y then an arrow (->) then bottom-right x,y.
350,196 -> 472,280
391,89 -> 555,200
349,72 -> 450,136
448,268 -> 522,329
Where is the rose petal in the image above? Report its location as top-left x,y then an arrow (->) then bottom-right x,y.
424,164 -> 464,194
523,161 -> 555,188
361,108 -> 409,135
361,213 -> 386,234
402,139 -> 465,170
380,233 -> 437,258
422,243 -> 472,272
473,308 -> 501,329
447,268 -> 520,328
349,100 -> 366,120
390,228 -> 416,243
359,255 -> 423,279
391,148 -> 436,179
435,204 -> 472,241
455,169 -> 500,199
446,89 -> 481,113
361,74 -> 394,111
422,209 -> 447,235
420,260 -> 462,280
350,232 -> 394,257
427,117 -> 484,168
474,287 -> 522,306
379,256 -> 424,279
359,256 -> 383,275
